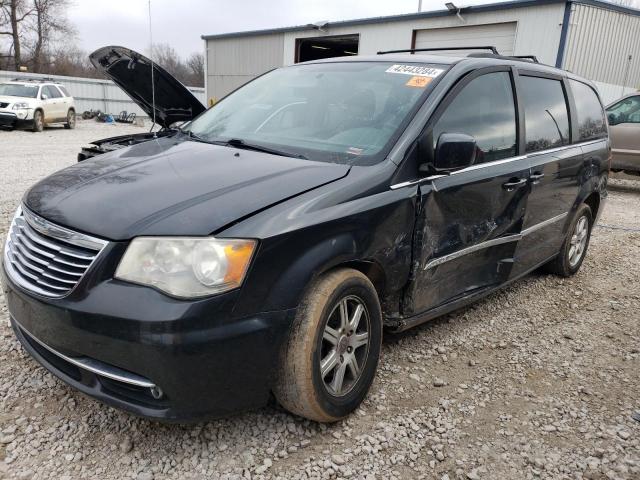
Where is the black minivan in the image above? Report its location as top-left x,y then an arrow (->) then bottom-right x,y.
1,47 -> 609,422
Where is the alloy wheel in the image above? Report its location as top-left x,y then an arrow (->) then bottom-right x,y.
568,215 -> 589,267
320,295 -> 370,397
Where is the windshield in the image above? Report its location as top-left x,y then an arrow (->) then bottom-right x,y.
0,83 -> 39,98
187,62 -> 446,165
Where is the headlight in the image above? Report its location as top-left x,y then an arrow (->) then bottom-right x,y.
115,237 -> 256,298
12,102 -> 29,110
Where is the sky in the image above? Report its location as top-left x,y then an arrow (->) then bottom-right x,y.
67,0 -> 512,58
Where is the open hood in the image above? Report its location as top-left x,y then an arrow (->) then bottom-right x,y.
90,46 -> 206,129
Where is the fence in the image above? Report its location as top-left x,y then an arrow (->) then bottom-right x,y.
0,70 -> 205,118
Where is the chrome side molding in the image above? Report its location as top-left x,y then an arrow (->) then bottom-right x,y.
424,212 -> 569,270
391,138 -> 607,190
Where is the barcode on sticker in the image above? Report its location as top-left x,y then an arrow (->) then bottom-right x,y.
385,65 -> 444,77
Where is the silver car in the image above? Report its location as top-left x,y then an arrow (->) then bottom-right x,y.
606,92 -> 640,176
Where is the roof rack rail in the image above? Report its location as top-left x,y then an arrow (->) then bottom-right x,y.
466,53 -> 542,64
512,55 -> 539,63
10,77 -> 58,83
377,46 -> 499,55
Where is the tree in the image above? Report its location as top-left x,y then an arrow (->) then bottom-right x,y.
149,43 -> 204,87
186,52 -> 204,87
29,0 -> 72,72
0,0 -> 35,70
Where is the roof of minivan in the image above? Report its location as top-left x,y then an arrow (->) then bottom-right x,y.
300,53 -> 571,76
295,53 -> 600,91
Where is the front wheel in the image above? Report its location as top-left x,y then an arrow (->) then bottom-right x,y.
32,110 -> 44,132
543,204 -> 593,277
274,268 -> 382,422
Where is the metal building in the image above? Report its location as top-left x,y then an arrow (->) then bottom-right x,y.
202,0 -> 640,105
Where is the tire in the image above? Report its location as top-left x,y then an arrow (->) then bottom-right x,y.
274,268 -> 382,422
32,110 -> 44,132
543,204 -> 593,277
64,109 -> 76,129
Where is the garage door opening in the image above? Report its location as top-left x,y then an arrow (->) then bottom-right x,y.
412,22 -> 517,57
295,34 -> 359,63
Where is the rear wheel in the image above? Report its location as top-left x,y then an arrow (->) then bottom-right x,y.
32,110 -> 44,132
543,204 -> 593,277
274,268 -> 382,422
64,109 -> 76,129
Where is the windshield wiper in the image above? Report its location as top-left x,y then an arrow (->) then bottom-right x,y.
225,138 -> 308,160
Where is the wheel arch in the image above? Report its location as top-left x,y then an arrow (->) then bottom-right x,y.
583,191 -> 601,219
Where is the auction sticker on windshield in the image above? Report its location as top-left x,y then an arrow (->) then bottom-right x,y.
406,76 -> 432,88
385,65 -> 444,77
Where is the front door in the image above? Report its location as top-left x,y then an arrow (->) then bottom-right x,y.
606,94 -> 640,170
404,68 -> 530,315
41,85 -> 64,122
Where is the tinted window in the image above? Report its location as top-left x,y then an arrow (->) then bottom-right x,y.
57,86 -> 70,97
606,95 -> 640,125
43,85 -> 62,99
432,72 -> 517,163
570,80 -> 606,141
521,76 -> 570,152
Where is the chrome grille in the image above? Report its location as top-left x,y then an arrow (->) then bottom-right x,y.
3,206 -> 107,298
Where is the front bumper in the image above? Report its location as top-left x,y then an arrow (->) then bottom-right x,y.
0,111 -> 18,127
2,264 -> 294,422
0,110 -> 32,127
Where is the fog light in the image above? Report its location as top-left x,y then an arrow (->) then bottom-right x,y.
150,386 -> 163,399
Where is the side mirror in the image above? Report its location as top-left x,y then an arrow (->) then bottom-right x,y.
433,133 -> 477,173
41,94 -> 48,100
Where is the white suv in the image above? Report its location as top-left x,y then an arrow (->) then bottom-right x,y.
0,79 -> 76,132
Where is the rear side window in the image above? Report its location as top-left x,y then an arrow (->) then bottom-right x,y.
569,80 -> 607,141
57,86 -> 70,97
432,72 -> 517,163
520,76 -> 570,153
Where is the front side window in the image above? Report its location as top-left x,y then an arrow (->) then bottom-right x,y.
187,62 -> 445,165
431,72 -> 517,163
0,83 -> 38,98
43,85 -> 62,99
520,76 -> 570,152
569,80 -> 607,141
606,95 -> 640,125
57,86 -> 71,97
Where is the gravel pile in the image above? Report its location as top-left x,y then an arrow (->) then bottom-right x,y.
0,123 -> 638,479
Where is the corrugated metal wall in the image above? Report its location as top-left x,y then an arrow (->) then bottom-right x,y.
563,2 -> 640,103
282,3 -> 566,64
205,33 -> 284,102
0,70 -> 205,117
205,3 -> 566,103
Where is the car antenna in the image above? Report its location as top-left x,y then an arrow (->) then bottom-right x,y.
148,0 -> 157,138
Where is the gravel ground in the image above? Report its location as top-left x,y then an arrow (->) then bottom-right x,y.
0,122 -> 639,480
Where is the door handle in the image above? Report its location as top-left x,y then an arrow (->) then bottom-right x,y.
502,178 -> 527,191
530,172 -> 545,184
